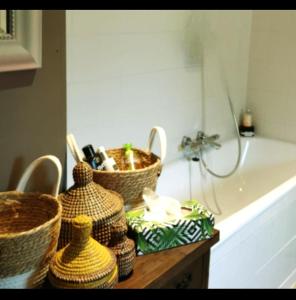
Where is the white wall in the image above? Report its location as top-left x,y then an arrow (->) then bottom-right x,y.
190,10 -> 252,141
66,10 -> 252,187
247,11 -> 296,142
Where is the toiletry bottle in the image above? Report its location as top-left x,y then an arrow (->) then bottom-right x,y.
97,146 -> 119,171
240,108 -> 255,137
82,144 -> 102,170
242,108 -> 252,128
123,143 -> 142,170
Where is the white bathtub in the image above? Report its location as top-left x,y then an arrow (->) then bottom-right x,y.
156,136 -> 296,288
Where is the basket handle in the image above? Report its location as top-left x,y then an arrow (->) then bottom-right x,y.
146,126 -> 167,163
67,133 -> 84,163
16,155 -> 62,197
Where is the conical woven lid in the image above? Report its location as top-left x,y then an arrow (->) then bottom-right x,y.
108,215 -> 128,245
50,215 -> 117,283
59,162 -> 123,221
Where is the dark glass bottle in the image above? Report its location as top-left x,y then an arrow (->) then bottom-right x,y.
82,144 -> 102,169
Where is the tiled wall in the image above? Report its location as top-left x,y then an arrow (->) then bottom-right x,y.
66,10 -> 252,187
247,11 -> 296,142
192,10 -> 252,141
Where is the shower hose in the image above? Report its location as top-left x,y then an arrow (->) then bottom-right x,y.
199,94 -> 242,178
193,94 -> 242,215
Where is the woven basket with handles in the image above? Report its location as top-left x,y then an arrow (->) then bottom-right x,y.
67,127 -> 167,211
0,155 -> 62,288
93,127 -> 167,211
58,161 -> 125,249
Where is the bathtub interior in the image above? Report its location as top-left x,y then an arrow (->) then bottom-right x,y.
157,136 -> 296,224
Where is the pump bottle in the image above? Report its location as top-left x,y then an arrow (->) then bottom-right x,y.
97,146 -> 119,171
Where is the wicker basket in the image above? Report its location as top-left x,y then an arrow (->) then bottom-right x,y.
49,215 -> 118,289
108,215 -> 135,280
0,155 -> 62,288
58,162 -> 125,249
93,127 -> 167,211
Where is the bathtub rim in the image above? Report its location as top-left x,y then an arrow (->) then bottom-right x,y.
159,135 -> 296,248
214,174 -> 296,248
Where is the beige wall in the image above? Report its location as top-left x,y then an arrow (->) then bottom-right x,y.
247,11 -> 296,142
66,10 -> 252,187
0,11 -> 66,192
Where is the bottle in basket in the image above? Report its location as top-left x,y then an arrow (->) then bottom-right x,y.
97,146 -> 119,171
82,144 -> 102,170
123,143 -> 143,170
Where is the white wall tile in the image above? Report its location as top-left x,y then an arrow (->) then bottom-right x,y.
252,10 -> 295,34
68,10 -> 127,36
66,10 -> 252,188
120,32 -> 187,76
67,36 -> 124,84
247,11 -> 296,143
118,10 -> 190,33
69,10 -> 190,36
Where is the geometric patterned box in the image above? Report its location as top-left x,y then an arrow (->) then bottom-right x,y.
125,200 -> 215,255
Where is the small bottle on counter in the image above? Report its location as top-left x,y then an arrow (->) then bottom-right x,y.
82,144 -> 102,169
240,108 -> 255,137
97,146 -> 119,171
242,108 -> 252,128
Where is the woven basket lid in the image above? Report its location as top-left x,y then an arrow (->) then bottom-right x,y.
49,215 -> 117,285
59,162 -> 123,221
108,215 -> 128,245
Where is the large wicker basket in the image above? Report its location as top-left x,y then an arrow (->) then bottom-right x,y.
0,155 -> 62,288
93,127 -> 167,211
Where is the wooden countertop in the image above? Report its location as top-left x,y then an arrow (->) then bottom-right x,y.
116,229 -> 219,289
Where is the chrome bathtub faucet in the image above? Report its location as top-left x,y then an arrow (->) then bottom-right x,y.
179,131 -> 221,160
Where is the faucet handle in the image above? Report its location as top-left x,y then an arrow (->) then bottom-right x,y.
204,133 -> 221,149
179,136 -> 192,151
208,141 -> 221,149
182,136 -> 192,145
196,131 -> 205,139
210,134 -> 220,140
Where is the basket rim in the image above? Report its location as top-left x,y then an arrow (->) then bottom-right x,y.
0,191 -> 62,239
93,147 -> 161,174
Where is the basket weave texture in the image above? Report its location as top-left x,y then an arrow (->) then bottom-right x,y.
109,215 -> 135,279
49,215 -> 118,289
0,191 -> 62,288
93,148 -> 162,210
58,162 -> 125,249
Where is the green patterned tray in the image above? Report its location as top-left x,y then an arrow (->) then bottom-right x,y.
126,200 -> 215,255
